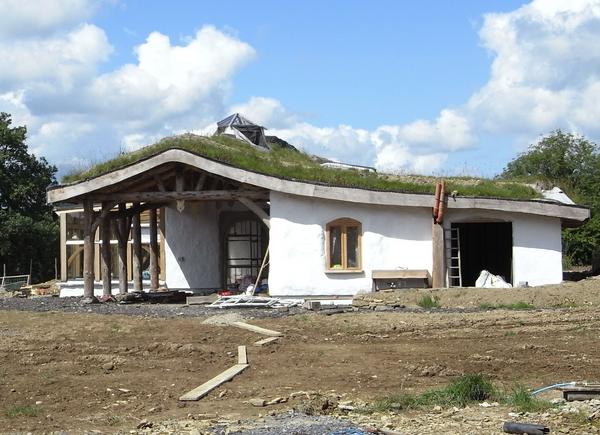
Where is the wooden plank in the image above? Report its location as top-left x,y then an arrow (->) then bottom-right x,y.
186,295 -> 218,305
372,269 -> 431,279
179,363 -> 249,401
132,207 -> 143,292
238,197 -> 270,229
253,336 -> 279,347
431,221 -> 444,288
89,190 -> 269,203
101,202 -> 112,296
238,345 -> 248,365
149,208 -> 159,290
231,321 -> 283,337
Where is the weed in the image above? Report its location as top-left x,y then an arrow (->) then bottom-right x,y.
362,373 -> 497,413
417,294 -> 441,309
504,331 -> 517,337
503,385 -> 553,413
106,415 -> 122,426
110,323 -> 122,332
6,405 -> 41,418
479,302 -> 534,310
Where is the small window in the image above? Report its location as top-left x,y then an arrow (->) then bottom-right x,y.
326,218 -> 362,271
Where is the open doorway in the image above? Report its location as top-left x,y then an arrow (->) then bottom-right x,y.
451,222 -> 513,287
220,212 -> 269,290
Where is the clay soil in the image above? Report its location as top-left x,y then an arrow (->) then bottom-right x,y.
1,297 -> 600,433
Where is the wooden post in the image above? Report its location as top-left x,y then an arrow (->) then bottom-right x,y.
82,199 -> 96,301
59,213 -> 67,281
114,204 -> 130,295
132,204 -> 143,292
432,221 -> 445,288
101,202 -> 112,296
149,208 -> 159,290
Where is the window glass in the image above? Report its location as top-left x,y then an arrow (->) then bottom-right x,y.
329,226 -> 342,268
346,226 -> 359,268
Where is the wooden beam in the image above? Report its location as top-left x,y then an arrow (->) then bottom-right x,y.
175,167 -> 185,212
230,321 -> 282,337
238,197 -> 270,229
82,199 -> 96,301
114,204 -> 130,295
159,207 -> 166,282
431,221 -> 445,288
153,175 -> 166,192
194,172 -> 207,191
179,363 -> 249,401
59,213 -> 67,281
132,205 -> 143,292
149,208 -> 159,290
89,190 -> 269,203
101,202 -> 112,296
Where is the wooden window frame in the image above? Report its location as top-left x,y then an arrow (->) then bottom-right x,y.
325,218 -> 362,272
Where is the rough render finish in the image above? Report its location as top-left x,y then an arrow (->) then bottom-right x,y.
164,202 -> 221,290
445,209 -> 563,287
268,192 -> 433,296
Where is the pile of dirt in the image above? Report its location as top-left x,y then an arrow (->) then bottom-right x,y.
353,275 -> 600,309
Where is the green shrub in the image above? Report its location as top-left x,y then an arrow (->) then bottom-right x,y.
6,405 -> 41,418
417,294 -> 441,309
504,385 -> 553,413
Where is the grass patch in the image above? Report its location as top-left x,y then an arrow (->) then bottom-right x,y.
110,323 -> 122,332
503,385 -> 553,413
6,405 -> 42,418
479,301 -> 535,310
417,294 -> 441,309
58,134 -> 540,200
363,374 -> 497,412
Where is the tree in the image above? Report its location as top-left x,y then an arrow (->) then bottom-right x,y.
501,130 -> 600,266
0,112 -> 58,282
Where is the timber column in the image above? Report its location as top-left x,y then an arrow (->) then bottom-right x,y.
100,202 -> 112,296
82,199 -> 96,301
115,204 -> 130,295
149,208 -> 159,290
431,181 -> 446,288
132,204 -> 143,292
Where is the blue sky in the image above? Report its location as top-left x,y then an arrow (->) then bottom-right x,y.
1,0 -> 600,177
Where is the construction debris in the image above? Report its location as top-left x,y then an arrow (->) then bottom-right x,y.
179,346 -> 249,401
231,321 -> 283,337
209,294 -> 303,309
254,336 -> 280,346
560,384 -> 600,401
502,421 -> 549,434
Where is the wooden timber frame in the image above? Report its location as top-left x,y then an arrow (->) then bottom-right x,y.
70,162 -> 270,300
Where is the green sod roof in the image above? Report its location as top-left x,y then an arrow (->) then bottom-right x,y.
60,133 -> 540,200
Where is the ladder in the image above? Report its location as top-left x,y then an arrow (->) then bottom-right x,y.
445,227 -> 462,287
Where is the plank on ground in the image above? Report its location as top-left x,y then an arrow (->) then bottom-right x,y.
231,321 -> 283,337
179,364 -> 249,401
254,336 -> 280,346
238,345 -> 248,365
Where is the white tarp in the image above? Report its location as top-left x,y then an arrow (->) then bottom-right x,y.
475,270 -> 512,288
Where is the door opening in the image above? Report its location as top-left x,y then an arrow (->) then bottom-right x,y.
451,222 -> 512,287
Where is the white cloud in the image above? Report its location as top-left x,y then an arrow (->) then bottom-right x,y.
3,0 -> 600,177
0,0 -> 100,37
0,24 -> 112,92
469,0 -> 600,139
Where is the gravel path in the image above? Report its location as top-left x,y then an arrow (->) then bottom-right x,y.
0,295 -> 302,319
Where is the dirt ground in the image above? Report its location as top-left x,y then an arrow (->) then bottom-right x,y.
1,288 -> 600,434
354,275 -> 600,309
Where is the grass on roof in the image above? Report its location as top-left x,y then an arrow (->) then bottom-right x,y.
60,134 -> 540,200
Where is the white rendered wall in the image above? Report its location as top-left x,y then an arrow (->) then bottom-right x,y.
269,192 -> 433,296
445,209 -> 563,286
164,202 -> 221,290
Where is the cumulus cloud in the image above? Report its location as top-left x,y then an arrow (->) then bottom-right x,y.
0,0 -> 101,37
468,0 -> 600,138
3,0 -> 600,177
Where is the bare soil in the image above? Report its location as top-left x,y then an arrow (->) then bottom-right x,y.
1,285 -> 600,433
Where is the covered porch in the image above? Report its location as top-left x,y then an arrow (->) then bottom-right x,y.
52,160 -> 270,301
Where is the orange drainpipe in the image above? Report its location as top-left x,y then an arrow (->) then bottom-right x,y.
436,181 -> 446,224
433,182 -> 441,221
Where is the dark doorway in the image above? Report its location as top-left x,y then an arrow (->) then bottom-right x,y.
452,222 -> 512,287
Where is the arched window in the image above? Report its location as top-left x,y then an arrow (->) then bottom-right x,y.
325,218 -> 362,271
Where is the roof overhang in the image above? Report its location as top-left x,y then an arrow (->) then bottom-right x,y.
47,148 -> 590,223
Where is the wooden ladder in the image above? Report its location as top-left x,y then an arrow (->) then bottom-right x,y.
445,227 -> 462,287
